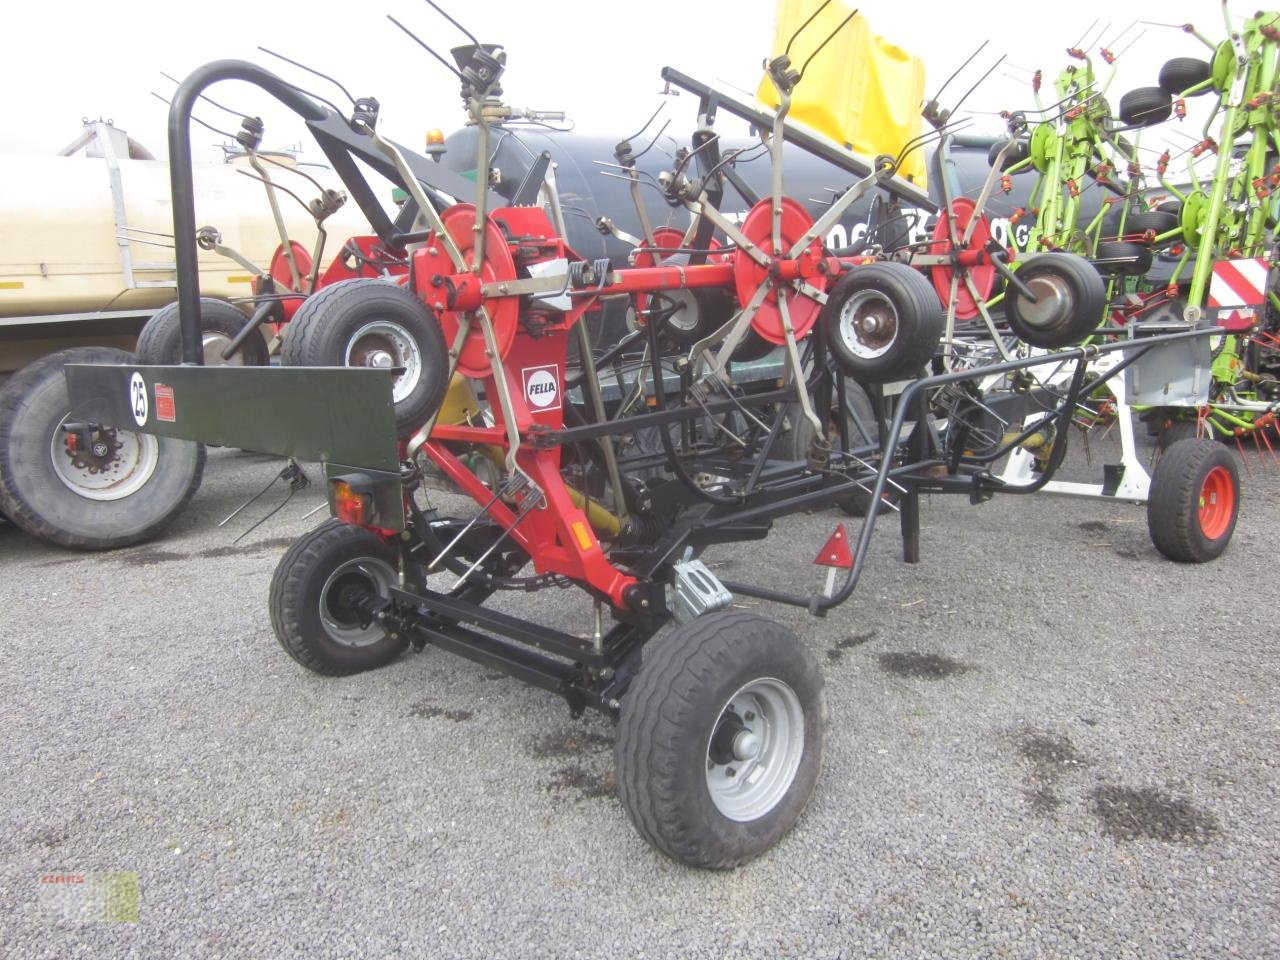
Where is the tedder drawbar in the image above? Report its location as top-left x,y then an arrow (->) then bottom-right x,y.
65,7 -> 1241,868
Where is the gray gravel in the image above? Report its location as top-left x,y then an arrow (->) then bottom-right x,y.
2,435 -> 1278,959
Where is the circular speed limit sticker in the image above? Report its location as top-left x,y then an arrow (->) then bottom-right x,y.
129,372 -> 148,427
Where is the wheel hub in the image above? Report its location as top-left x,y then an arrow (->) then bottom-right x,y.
705,678 -> 805,822
839,290 -> 899,359
1018,273 -> 1072,330
318,557 -> 397,647
345,321 -> 422,404
52,418 -> 159,502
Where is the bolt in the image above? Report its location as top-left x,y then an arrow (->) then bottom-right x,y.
608,698 -> 621,711
427,247 -> 439,256
744,711 -> 756,721
400,531 -> 412,541
389,632 -> 399,640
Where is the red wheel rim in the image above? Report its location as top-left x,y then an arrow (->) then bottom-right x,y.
928,197 -> 995,321
426,203 -> 518,378
633,227 -> 688,319
733,198 -> 829,345
1198,465 -> 1235,540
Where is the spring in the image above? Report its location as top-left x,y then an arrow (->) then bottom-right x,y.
568,258 -> 613,291
350,97 -> 380,133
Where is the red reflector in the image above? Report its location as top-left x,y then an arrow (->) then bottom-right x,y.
814,523 -> 854,569
65,432 -> 79,453
332,480 -> 370,527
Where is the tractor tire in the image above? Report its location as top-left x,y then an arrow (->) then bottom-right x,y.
615,611 -> 827,869
269,519 -> 409,675
1147,438 -> 1239,563
1093,241 -> 1154,277
135,297 -> 269,366
1004,253 -> 1106,348
0,347 -> 205,550
1159,57 -> 1214,97
987,138 -> 1032,172
1118,87 -> 1173,127
821,261 -> 944,383
280,278 -> 448,436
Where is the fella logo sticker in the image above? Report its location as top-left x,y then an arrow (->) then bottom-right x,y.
522,365 -> 561,411
128,372 -> 148,426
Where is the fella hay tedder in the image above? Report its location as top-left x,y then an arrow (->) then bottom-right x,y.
65,4 -> 1243,868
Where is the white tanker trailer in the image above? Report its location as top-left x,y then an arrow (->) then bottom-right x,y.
0,119 -> 372,548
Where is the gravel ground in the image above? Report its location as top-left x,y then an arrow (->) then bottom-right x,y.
1,434 -> 1278,959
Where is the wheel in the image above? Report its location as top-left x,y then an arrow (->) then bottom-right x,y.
0,347 -> 205,549
1147,439 -> 1240,563
1093,241 -> 1154,277
1159,57 -> 1213,97
1004,253 -> 1105,348
1119,210 -> 1179,240
730,328 -> 780,362
280,278 -> 448,436
614,611 -> 827,869
135,297 -> 269,366
820,261 -> 944,383
268,519 -> 409,675
778,376 -> 893,516
1118,87 -> 1173,127
987,138 -> 1032,172
1157,417 -> 1201,451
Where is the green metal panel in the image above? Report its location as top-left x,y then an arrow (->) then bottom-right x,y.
63,364 -> 401,472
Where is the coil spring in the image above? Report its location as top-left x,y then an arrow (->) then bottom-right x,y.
569,258 -> 613,290
236,116 -> 264,152
350,97 -> 380,134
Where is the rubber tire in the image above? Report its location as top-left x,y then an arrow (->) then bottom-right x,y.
731,328 -> 780,363
1147,438 -> 1240,563
1004,253 -> 1106,348
1118,87 -> 1173,127
987,138 -> 1032,173
135,297 -> 269,366
615,611 -> 827,869
0,347 -> 205,549
280,278 -> 448,436
1159,57 -> 1213,97
1120,210 -> 1179,239
268,519 -> 409,675
1093,241 -> 1154,277
1157,417 -> 1201,451
821,261 -> 944,384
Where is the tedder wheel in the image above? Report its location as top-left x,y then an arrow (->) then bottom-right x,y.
820,261 -> 944,383
1158,57 -> 1214,97
0,347 -> 205,549
1118,87 -> 1174,127
1147,438 -> 1240,563
987,138 -> 1032,172
135,297 -> 269,366
1093,241 -> 1154,277
1157,417 -> 1201,451
280,278 -> 448,436
1004,253 -> 1106,348
615,611 -> 827,869
269,519 -> 408,675
1121,209 -> 1179,239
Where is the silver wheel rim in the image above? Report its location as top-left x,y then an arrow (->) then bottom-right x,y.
319,556 -> 397,647
1018,272 -> 1072,330
344,321 -> 421,405
838,289 -> 898,360
705,677 -> 805,822
202,331 -> 245,366
49,416 -> 160,502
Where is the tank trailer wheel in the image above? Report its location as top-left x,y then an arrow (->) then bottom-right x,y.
1003,253 -> 1105,348
0,347 -> 205,550
820,261 -> 944,384
136,297 -> 270,366
269,520 -> 409,675
280,278 -> 448,437
1147,439 -> 1240,563
615,611 -> 827,869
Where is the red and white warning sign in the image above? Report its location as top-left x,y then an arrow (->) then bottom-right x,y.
1207,258 -> 1270,332
153,383 -> 176,423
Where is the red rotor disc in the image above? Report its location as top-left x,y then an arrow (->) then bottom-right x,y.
929,197 -> 996,321
269,241 -> 313,322
733,198 -> 828,345
426,203 -> 519,378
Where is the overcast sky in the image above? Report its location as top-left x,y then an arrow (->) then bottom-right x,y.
3,0 -> 1239,168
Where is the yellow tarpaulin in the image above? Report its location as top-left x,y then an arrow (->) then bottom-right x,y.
758,0 -> 928,187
